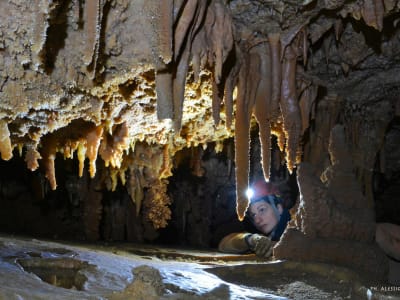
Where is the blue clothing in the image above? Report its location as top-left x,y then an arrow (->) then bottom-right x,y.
270,209 -> 291,241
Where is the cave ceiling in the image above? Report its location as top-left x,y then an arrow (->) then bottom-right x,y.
1,0 -> 400,227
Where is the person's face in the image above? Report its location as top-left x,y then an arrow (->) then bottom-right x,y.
248,201 -> 282,235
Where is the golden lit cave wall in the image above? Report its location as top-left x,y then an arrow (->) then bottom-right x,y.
0,0 -> 393,227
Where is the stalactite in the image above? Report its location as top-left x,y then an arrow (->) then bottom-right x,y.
191,28 -> 210,83
134,168 -> 144,216
126,166 -> 137,211
281,22 -> 308,61
298,81 -> 317,134
99,122 -> 130,168
156,0 -> 173,64
25,144 -> 42,171
212,77 -> 222,126
374,0 -> 384,31
334,19 -> 343,41
150,0 -> 174,120
223,59 -> 240,129
83,0 -> 105,80
31,0 -> 60,69
322,34 -> 332,65
280,45 -> 302,173
209,0 -> 234,85
86,125 -> 104,178
252,42 -> 272,181
173,0 -> 199,62
351,2 -> 363,21
77,142 -> 86,177
155,71 -> 174,120
302,28 -> 309,66
271,120 -> 286,152
267,33 -> 282,123
143,180 -> 171,229
234,55 -> 252,221
0,120 -> 13,160
246,51 -> 261,111
361,0 -> 383,31
160,144 -> 173,178
383,0 -> 396,11
190,147 -> 205,177
173,43 -> 191,131
41,135 -> 58,190
172,0 -> 208,131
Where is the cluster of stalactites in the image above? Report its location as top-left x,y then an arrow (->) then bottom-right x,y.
149,0 -> 316,221
151,0 -> 234,131
19,119 -> 173,229
210,0 -> 393,220
23,121 -> 104,190
230,27 -> 319,221
106,143 -> 173,228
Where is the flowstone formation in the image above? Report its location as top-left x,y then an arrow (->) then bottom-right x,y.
274,125 -> 388,278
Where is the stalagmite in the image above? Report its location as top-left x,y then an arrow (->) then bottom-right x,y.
0,120 -> 13,161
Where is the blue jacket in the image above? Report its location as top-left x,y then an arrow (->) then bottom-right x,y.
270,209 -> 291,241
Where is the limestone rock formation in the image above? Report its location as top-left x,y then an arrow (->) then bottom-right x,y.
1,0 -> 400,283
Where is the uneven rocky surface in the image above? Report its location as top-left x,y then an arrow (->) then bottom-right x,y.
1,234 -> 399,300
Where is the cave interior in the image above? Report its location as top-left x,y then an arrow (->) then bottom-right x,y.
1,0 -> 400,298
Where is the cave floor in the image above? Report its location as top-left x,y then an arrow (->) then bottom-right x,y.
0,234 -> 398,300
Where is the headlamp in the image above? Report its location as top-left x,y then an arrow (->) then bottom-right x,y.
246,188 -> 254,200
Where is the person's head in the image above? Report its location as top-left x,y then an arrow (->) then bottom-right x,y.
246,180 -> 283,235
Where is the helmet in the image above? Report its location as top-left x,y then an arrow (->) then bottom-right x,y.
249,179 -> 280,203
247,179 -> 282,220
